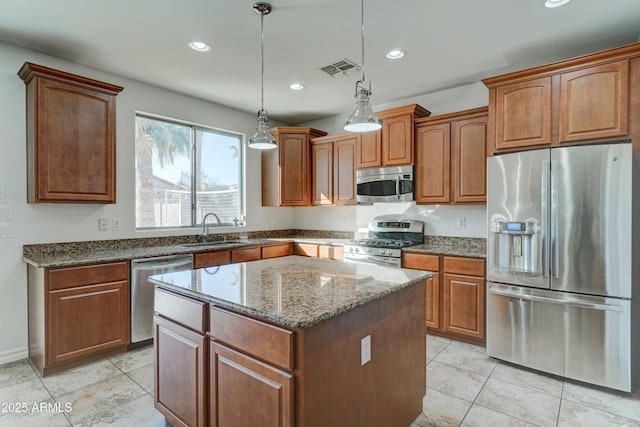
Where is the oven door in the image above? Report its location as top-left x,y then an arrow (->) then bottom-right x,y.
343,253 -> 401,267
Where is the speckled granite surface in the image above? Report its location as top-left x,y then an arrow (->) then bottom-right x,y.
403,236 -> 486,258
150,256 -> 431,329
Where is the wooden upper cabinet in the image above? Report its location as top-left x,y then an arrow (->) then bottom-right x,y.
415,123 -> 450,204
559,61 -> 629,143
483,43 -> 640,154
356,130 -> 382,168
262,127 -> 327,207
311,140 -> 333,206
18,62 -> 123,203
356,104 -> 430,168
414,107 -> 487,205
333,134 -> 357,205
495,77 -> 552,150
453,116 -> 488,202
311,133 -> 357,206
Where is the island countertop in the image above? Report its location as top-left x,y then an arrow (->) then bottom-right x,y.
150,255 -> 431,329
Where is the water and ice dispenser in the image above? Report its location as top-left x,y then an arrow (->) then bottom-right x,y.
490,220 -> 539,276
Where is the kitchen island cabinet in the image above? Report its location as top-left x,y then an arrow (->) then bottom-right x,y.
151,256 -> 429,427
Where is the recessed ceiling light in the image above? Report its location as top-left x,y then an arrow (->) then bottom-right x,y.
544,0 -> 571,8
386,49 -> 405,60
188,41 -> 211,52
289,83 -> 305,90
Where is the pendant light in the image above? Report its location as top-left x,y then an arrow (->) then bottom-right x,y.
248,2 -> 277,149
344,0 -> 381,132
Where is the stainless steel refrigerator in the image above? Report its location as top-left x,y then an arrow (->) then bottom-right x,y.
486,141 -> 635,392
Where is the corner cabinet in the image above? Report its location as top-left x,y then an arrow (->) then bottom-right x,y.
356,104 -> 431,168
18,62 -> 124,203
415,107 -> 488,204
311,133 -> 357,206
27,261 -> 130,376
483,44 -> 640,154
262,127 -> 327,206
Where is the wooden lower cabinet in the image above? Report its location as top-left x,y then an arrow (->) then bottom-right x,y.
27,261 -> 129,376
403,252 -> 486,345
154,315 -> 207,427
294,242 -> 343,260
194,251 -> 230,268
210,342 -> 294,427
230,247 -> 261,263
261,242 -> 294,259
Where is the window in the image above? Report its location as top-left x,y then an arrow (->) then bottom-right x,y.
135,114 -> 244,229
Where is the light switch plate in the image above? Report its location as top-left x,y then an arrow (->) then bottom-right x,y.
0,186 -> 5,203
112,218 -> 121,231
361,335 -> 371,366
98,218 -> 108,231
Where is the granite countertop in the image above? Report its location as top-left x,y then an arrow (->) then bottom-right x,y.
150,256 -> 431,329
22,238 -> 284,268
403,236 -> 486,259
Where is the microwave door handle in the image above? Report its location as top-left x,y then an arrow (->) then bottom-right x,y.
396,176 -> 400,201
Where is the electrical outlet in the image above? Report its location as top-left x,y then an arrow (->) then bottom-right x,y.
456,217 -> 466,229
0,186 -> 5,203
361,335 -> 371,366
112,218 -> 121,231
98,218 -> 108,231
0,223 -> 13,238
0,206 -> 12,220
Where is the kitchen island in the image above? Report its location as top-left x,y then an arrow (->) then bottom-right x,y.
150,255 -> 430,427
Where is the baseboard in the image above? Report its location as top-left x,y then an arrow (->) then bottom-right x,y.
0,347 -> 28,365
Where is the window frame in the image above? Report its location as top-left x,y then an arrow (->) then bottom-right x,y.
135,111 -> 246,231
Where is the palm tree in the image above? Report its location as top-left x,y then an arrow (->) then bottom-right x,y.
135,117 -> 191,227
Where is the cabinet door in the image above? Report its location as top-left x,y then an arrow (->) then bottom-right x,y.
231,247 -> 261,263
47,280 -> 128,365
154,315 -> 206,427
280,133 -> 309,206
33,78 -> 117,203
452,116 -> 487,203
311,141 -> 333,205
261,243 -> 293,259
559,61 -> 629,143
333,135 -> 357,205
443,274 -> 485,339
194,251 -> 230,268
382,114 -> 413,166
495,77 -> 552,150
294,243 -> 319,257
357,130 -> 382,168
210,342 -> 293,427
415,123 -> 450,203
425,274 -> 441,330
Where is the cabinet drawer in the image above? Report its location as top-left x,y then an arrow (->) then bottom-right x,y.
193,250 -> 230,268
154,288 -> 207,333
261,243 -> 293,259
403,253 -> 439,271
318,245 -> 343,260
231,247 -> 261,263
209,307 -> 294,371
48,262 -> 128,291
443,256 -> 485,277
294,243 -> 319,257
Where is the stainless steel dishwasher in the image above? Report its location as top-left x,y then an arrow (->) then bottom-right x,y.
130,254 -> 193,349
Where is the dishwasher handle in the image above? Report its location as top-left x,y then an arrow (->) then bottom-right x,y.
132,255 -> 193,271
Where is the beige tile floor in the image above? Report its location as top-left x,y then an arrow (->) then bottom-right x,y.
0,336 -> 638,426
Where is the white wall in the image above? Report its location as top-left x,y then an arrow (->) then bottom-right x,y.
294,82 -> 489,238
0,42 -> 293,362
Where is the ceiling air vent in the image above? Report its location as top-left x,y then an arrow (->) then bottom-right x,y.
320,58 -> 361,78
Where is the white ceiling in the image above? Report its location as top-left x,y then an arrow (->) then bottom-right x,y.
1,0 -> 640,124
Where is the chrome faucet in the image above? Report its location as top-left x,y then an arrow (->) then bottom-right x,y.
201,212 -> 221,242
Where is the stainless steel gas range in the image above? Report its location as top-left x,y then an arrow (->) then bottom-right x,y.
343,217 -> 424,267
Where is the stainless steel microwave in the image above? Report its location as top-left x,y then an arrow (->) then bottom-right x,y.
356,166 -> 414,203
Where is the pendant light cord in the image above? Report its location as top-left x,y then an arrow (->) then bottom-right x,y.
260,10 -> 265,112
360,0 -> 366,82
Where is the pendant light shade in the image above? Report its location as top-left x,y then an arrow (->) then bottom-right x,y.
344,0 -> 381,133
248,2 -> 277,150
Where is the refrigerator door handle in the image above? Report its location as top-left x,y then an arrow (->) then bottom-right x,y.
488,288 -> 623,312
550,159 -> 559,279
541,160 -> 549,278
